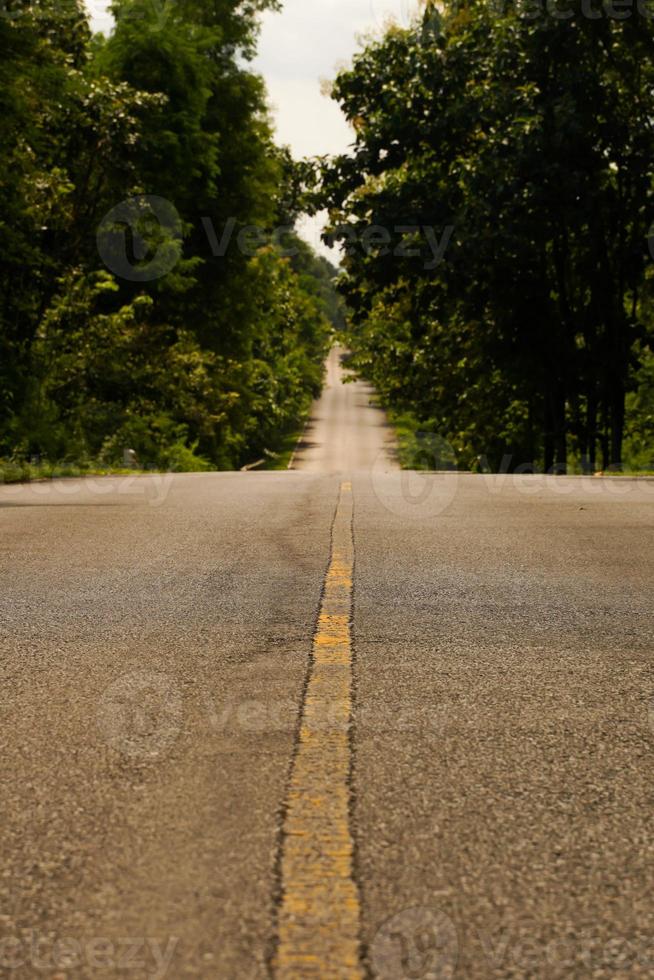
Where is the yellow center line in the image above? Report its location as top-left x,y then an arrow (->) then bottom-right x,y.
275,482 -> 363,979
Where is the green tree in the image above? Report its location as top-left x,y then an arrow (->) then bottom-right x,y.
319,1 -> 654,471
1,0 -> 335,472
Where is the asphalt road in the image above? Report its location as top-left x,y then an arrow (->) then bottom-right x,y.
1,356 -> 653,979
290,347 -> 397,473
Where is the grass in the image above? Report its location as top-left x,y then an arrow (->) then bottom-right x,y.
0,423 -> 309,483
0,459 -> 153,485
385,412 -> 654,475
386,409 -> 459,471
260,423 -> 307,471
388,410 -> 426,469
239,402 -> 313,472
250,415 -> 310,471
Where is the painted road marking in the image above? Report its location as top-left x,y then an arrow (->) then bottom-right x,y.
275,482 -> 362,978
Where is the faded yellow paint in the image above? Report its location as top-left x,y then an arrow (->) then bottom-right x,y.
275,482 -> 363,979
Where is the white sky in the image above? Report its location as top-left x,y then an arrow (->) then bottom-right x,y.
86,0 -> 419,256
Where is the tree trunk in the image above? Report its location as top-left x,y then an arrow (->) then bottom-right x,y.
600,400 -> 611,470
544,390 -> 555,473
610,383 -> 625,471
588,401 -> 597,473
554,386 -> 567,474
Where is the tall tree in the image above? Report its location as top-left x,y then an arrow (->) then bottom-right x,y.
319,1 -> 654,471
1,0 -> 334,471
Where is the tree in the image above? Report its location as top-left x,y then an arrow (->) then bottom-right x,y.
1,0 -> 335,471
318,1 -> 654,471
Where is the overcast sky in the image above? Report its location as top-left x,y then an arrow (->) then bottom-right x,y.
252,0 -> 417,158
86,0 -> 417,254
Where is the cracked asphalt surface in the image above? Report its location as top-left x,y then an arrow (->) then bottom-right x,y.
1,352 -> 653,978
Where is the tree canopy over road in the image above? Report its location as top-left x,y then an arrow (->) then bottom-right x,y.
0,0 -> 337,473
2,0 -> 652,475
319,0 -> 654,472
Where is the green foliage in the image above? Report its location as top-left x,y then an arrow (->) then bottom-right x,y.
624,348 -> 654,472
0,0 -> 335,473
319,0 -> 654,472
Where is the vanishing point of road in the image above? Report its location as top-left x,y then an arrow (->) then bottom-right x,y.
1,348 -> 653,978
